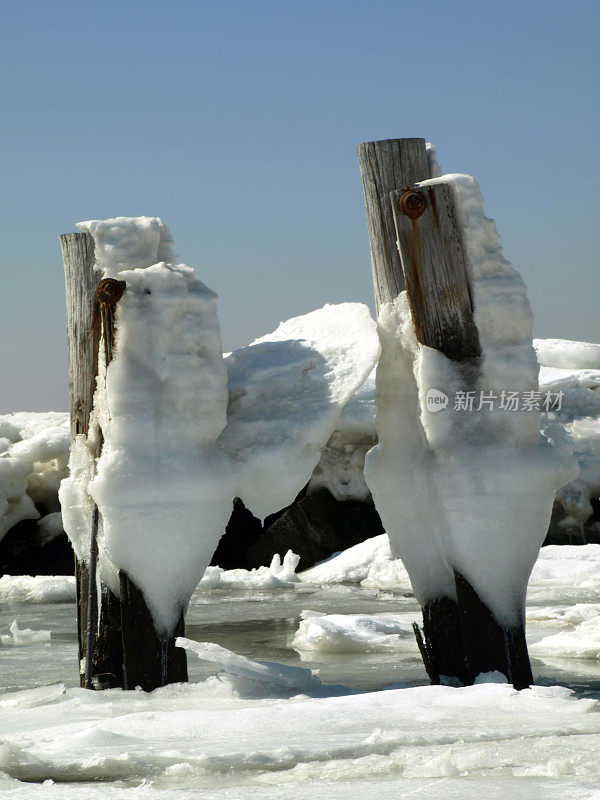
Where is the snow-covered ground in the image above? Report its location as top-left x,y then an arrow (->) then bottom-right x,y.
1,539 -> 600,798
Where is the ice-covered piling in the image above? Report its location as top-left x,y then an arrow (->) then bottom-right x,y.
360,140 -> 575,687
60,216 -> 380,690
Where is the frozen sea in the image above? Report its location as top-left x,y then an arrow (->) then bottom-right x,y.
1,540 -> 600,799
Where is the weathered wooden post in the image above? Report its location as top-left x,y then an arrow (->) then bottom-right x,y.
357,139 -> 469,684
60,234 -> 124,689
390,183 -> 533,689
61,230 -> 188,691
356,138 -> 430,310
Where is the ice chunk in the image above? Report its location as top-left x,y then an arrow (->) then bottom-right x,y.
36,512 -> 63,545
529,544 -> 600,606
473,670 -> 508,684
198,550 -> 300,590
0,683 -> 66,709
0,620 -> 50,647
534,338 -> 600,370
0,575 -> 76,604
531,616 -> 600,661
291,610 -> 415,653
176,637 -> 320,691
306,429 -> 374,502
0,412 -> 69,541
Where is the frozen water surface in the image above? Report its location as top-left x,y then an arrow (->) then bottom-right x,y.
2,544 -> 600,798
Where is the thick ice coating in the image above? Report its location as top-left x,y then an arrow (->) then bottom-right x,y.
77,216 -> 175,277
221,303 -> 380,518
365,174 -> 576,627
60,217 -> 380,636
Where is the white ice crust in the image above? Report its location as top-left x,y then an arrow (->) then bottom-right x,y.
534,338 -> 600,370
221,303 -> 380,518
291,610 -> 414,653
0,575 -> 76,604
59,217 -> 379,635
364,174 -> 577,626
0,665 -> 599,790
0,413 -> 69,541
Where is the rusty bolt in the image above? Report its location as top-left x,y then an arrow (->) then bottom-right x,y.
95,278 -> 126,305
399,189 -> 427,220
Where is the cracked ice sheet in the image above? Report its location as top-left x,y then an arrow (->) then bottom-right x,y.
0,679 -> 599,792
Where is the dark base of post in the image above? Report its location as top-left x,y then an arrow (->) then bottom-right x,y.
75,558 -> 89,687
454,570 -> 533,690
90,587 -> 125,689
119,571 -> 188,691
413,596 -> 469,685
76,558 -> 125,689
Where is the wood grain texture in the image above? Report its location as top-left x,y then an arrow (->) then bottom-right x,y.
60,233 -> 124,689
391,183 -> 481,362
357,139 -> 430,310
60,233 -> 98,438
60,232 -> 97,685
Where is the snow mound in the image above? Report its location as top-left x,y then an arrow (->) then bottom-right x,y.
0,575 -> 76,604
298,534 -> 411,591
291,610 -> 415,653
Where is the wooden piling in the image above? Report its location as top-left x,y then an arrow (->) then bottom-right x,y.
357,138 -> 430,311
357,139 -> 468,685
62,234 -> 189,691
60,233 -> 124,689
390,181 -> 534,689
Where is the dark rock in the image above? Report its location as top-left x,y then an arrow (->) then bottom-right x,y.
543,498 -> 600,546
262,485 -> 308,531
245,487 -> 384,571
0,518 -> 74,577
210,497 -> 263,570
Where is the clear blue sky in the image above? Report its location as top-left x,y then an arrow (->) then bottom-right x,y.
1,0 -> 598,411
